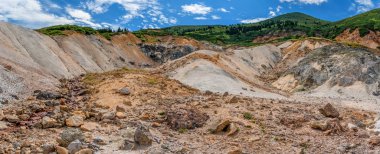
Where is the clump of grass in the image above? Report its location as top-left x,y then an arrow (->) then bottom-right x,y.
243,112 -> 253,120
178,128 -> 188,134
158,111 -> 166,116
147,78 -> 158,85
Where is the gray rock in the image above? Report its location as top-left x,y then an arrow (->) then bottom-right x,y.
319,103 -> 340,118
67,139 -> 83,154
41,144 -> 55,154
134,125 -> 153,146
5,114 -> 19,123
35,90 -> 62,100
57,128 -> 84,147
118,87 -> 131,95
0,121 -> 8,130
120,139 -> 136,150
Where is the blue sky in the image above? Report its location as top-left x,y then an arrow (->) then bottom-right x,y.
0,0 -> 379,30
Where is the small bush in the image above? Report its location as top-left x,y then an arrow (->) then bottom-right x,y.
243,112 -> 253,120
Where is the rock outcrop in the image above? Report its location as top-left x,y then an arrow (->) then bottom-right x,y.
0,22 -> 153,100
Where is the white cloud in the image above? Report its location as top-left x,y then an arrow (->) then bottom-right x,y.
66,7 -> 100,28
66,8 -> 92,21
280,0 -> 327,5
85,0 -> 177,27
240,18 -> 269,23
350,0 -> 375,13
269,11 -> 276,17
194,17 -> 208,20
181,4 -> 212,15
218,8 -> 230,13
0,0 -> 73,28
299,0 -> 327,5
355,0 -> 374,7
211,15 -> 221,20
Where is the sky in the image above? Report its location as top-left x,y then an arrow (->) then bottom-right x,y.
0,0 -> 379,30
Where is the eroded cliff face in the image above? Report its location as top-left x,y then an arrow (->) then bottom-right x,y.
138,35 -> 223,63
0,22 -> 154,100
335,29 -> 380,49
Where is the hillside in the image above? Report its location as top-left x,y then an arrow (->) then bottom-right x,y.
2,20 -> 380,153
134,9 -> 380,49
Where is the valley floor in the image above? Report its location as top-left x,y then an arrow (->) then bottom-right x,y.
1,69 -> 380,153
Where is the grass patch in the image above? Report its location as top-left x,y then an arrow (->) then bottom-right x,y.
178,128 -> 188,134
243,112 -> 253,120
82,68 -> 141,86
147,78 -> 158,85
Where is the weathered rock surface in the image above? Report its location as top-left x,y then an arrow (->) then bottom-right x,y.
0,22 -> 154,100
57,128 -> 84,147
319,103 -> 340,118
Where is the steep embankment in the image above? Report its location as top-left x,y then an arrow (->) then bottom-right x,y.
336,29 -> 380,49
161,45 -> 285,99
0,22 -> 154,100
139,35 -> 222,63
274,44 -> 380,101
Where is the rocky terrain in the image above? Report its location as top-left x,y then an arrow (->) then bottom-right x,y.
2,69 -> 380,154
0,20 -> 380,154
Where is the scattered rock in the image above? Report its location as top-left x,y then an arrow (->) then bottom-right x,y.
226,96 -> 239,104
120,139 -> 136,150
0,121 -> 8,130
223,92 -> 229,97
67,139 -> 83,154
56,146 -> 69,154
93,137 -> 107,145
310,119 -> 345,134
42,116 -> 58,128
227,123 -> 239,136
116,105 -> 126,112
319,103 -> 340,118
228,148 -> 243,154
66,115 -> 84,127
5,114 -> 19,123
209,119 -> 231,133
369,136 -> 380,145
57,128 -> 84,147
101,112 -> 116,120
80,122 -> 100,132
18,114 -> 30,121
118,87 -> 131,95
152,122 -> 161,127
42,144 -> 55,154
204,90 -> 213,95
75,148 -> 93,154
35,91 -> 62,100
45,101 -> 60,107
134,125 -> 153,146
347,123 -> 359,131
0,109 -> 4,120
116,112 -> 127,119
166,108 -> 209,130
310,120 -> 329,131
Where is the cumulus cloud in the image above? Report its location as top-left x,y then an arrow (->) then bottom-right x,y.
218,8 -> 230,13
280,0 -> 328,5
194,17 -> 208,20
0,0 -> 73,28
350,0 -> 375,13
240,18 -> 269,24
66,8 -> 92,21
66,7 -> 100,28
181,4 -> 212,15
211,15 -> 221,20
85,0 -> 177,28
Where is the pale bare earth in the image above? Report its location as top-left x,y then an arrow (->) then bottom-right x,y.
1,23 -> 380,154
